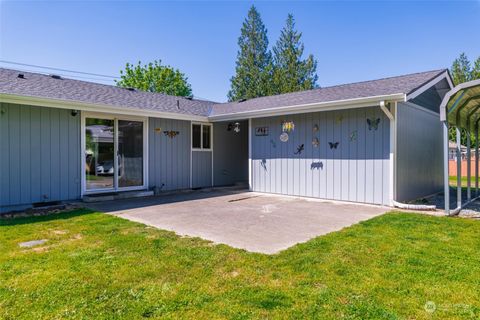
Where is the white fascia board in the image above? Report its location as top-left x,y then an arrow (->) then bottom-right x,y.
0,93 -> 209,122
406,71 -> 453,101
208,93 -> 406,122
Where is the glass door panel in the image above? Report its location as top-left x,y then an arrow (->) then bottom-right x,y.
85,118 -> 115,190
118,120 -> 144,188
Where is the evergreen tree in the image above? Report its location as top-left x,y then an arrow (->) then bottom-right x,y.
472,57 -> 480,80
272,14 -> 318,94
451,52 -> 472,85
228,6 -> 273,101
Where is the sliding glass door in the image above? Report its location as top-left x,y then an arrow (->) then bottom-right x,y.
83,114 -> 146,194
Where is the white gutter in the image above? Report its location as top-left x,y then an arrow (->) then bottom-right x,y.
208,93 -> 406,122
0,93 -> 209,122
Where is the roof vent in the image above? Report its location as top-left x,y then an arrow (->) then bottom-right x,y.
238,98 -> 247,103
126,87 -> 136,91
176,100 -> 180,109
17,73 -> 25,79
185,96 -> 193,100
50,74 -> 62,80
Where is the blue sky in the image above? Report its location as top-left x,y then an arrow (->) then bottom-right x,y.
1,1 -> 479,102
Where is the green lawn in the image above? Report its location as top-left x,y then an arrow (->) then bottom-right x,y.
449,175 -> 480,187
1,210 -> 479,319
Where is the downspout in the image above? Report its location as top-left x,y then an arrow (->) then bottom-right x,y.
380,101 -> 437,211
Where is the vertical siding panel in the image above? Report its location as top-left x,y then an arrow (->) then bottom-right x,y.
68,109 -> 80,200
20,105 -> 32,203
9,103 -> 21,205
357,108 -> 366,203
0,104 -> 10,206
305,113 -> 313,197
341,110 -> 349,201
30,107 -> 42,202
325,112 -> 334,199
333,111 -> 341,200
382,112 -> 390,205
319,112 -> 327,199
40,108 -> 51,201
281,118 -> 288,194
274,118 -> 281,194
50,108 -> 61,201
59,109 -> 69,200
373,109 -> 384,204
348,108 -> 358,202
365,108 -> 375,203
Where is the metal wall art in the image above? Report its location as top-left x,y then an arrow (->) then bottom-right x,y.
336,116 -> 344,124
280,132 -> 289,142
281,121 -> 295,133
154,127 -> 162,133
163,130 -> 180,138
255,127 -> 269,136
349,130 -> 358,141
270,139 -> 277,148
328,142 -> 339,149
294,144 -> 305,155
313,124 -> 319,132
367,118 -> 380,131
312,137 -> 320,147
228,122 -> 241,133
310,161 -> 323,170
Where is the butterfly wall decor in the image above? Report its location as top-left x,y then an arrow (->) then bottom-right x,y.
367,118 -> 380,131
294,144 -> 305,155
329,142 -> 339,149
312,137 -> 320,147
163,130 -> 180,138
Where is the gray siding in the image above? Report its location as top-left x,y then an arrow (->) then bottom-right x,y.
148,118 -> 191,191
396,102 -> 443,202
0,103 -> 81,212
213,121 -> 248,186
192,151 -> 212,188
251,107 -> 390,205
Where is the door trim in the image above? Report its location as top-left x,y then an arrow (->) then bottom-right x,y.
80,111 -> 149,197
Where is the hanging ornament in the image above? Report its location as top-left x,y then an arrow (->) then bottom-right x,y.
367,118 -> 380,131
313,124 -> 319,132
312,137 -> 320,147
280,132 -> 289,142
349,130 -> 358,142
163,130 -> 180,138
281,121 -> 295,133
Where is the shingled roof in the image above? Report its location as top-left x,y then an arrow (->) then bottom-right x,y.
0,68 -> 215,117
209,69 -> 447,117
0,68 -> 448,119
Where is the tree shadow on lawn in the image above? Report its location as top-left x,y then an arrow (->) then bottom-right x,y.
0,208 -> 95,227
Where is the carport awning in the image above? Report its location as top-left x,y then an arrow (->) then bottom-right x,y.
440,79 -> 480,131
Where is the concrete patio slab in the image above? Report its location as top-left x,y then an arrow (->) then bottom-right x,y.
85,190 -> 389,254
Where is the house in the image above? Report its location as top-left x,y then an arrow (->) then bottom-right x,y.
0,68 -> 453,213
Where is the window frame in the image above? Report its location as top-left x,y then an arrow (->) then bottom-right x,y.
191,123 -> 213,151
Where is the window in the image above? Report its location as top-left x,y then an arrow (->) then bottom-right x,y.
192,124 -> 201,149
192,124 -> 212,150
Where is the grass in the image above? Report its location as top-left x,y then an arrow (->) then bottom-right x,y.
449,175 -> 480,187
1,210 -> 479,319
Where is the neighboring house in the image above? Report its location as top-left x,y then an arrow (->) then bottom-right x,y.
0,68 -> 452,213
449,141 -> 467,160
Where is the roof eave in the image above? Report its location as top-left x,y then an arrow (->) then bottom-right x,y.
0,93 -> 210,122
207,93 -> 407,122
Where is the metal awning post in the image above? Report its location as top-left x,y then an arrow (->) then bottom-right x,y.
456,126 -> 462,209
476,124 -> 479,196
467,130 -> 471,201
443,121 -> 450,215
